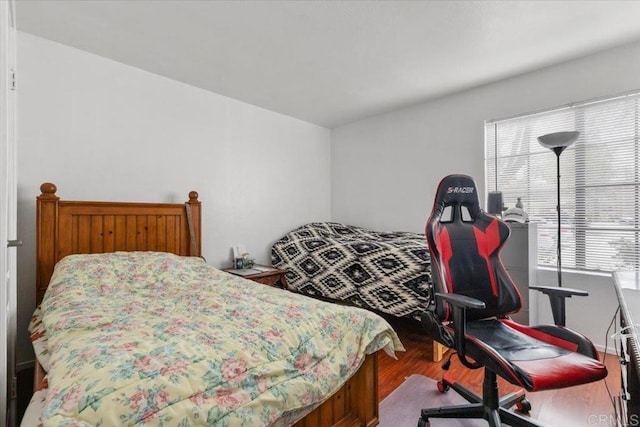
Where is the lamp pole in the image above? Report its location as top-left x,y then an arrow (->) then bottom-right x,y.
538,131 -> 579,288
554,147 -> 563,287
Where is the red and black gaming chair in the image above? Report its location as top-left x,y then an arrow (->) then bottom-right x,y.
419,174 -> 607,427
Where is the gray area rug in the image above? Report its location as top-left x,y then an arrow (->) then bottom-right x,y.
379,374 -> 487,427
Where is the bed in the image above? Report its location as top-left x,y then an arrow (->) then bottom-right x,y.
271,223 -> 445,362
25,183 -> 403,427
271,223 -> 433,320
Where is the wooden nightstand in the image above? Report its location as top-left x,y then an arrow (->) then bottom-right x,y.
223,264 -> 288,289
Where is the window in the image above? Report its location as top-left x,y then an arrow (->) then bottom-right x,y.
485,91 -> 640,273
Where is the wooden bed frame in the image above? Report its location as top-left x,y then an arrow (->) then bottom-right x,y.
34,183 -> 380,427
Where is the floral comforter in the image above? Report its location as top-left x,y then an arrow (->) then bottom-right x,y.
40,252 -> 403,426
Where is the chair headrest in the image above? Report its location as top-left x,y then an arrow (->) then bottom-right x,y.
431,174 -> 481,220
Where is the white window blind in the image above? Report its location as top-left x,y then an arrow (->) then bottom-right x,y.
485,91 -> 640,273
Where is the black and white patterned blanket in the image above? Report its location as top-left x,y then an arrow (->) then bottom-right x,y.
271,222 -> 433,320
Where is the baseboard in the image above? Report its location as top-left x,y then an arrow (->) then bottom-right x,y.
595,344 -> 618,356
16,359 -> 35,372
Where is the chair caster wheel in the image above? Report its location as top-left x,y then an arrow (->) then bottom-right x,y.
516,398 -> 531,413
436,380 -> 450,393
418,418 -> 431,427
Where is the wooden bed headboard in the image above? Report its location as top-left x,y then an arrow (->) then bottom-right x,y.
35,183 -> 202,304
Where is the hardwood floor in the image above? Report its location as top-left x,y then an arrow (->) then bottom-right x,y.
379,317 -> 622,427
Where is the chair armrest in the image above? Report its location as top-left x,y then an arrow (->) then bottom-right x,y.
530,285 -> 588,326
435,292 -> 486,310
434,292 -> 484,369
529,285 -> 588,298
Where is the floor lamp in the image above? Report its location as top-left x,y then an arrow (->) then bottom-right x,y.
537,131 -> 579,288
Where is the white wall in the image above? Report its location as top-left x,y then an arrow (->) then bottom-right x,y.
332,40 -> 640,351
16,32 -> 331,367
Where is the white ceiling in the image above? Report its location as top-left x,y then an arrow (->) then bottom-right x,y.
15,0 -> 640,128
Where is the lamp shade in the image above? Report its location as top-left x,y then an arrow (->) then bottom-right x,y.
537,131 -> 579,149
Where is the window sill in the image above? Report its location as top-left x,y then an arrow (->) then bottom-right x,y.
537,265 -> 613,279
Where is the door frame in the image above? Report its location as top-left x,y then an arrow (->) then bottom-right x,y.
1,0 -> 18,425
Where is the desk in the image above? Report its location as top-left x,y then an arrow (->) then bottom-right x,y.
613,272 -> 640,425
